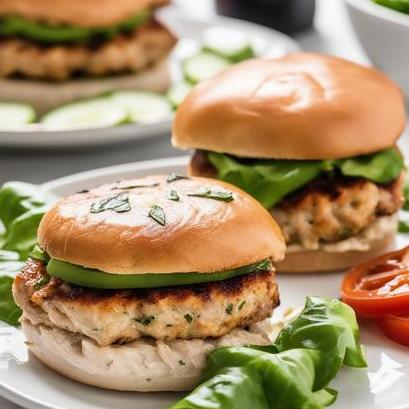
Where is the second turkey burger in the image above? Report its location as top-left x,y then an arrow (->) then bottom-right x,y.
172,53 -> 406,272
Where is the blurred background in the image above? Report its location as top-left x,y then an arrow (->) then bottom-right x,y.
0,0 -> 406,184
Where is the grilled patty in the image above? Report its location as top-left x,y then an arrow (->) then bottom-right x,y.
271,174 -> 403,249
13,259 -> 279,346
0,20 -> 176,80
190,150 -> 404,249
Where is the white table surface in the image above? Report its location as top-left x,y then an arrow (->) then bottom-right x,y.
0,0 -> 396,408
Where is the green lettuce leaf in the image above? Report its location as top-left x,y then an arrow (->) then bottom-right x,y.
0,250 -> 24,326
0,10 -> 151,44
273,296 -> 366,388
402,171 -> 409,211
208,148 -> 403,208
0,182 -> 56,326
169,297 -> 366,409
0,182 -> 55,259
399,171 -> 409,233
338,148 -> 403,184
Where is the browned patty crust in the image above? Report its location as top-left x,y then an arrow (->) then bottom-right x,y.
0,20 -> 176,80
190,150 -> 403,249
13,259 -> 280,346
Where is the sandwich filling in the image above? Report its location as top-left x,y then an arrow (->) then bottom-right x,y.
0,2 -> 176,80
191,148 -> 404,250
14,257 -> 279,345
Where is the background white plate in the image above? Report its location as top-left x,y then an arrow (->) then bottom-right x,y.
0,8 -> 299,149
0,156 -> 409,409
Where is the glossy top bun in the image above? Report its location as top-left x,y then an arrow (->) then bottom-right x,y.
172,53 -> 405,160
0,0 -> 168,27
38,175 -> 285,274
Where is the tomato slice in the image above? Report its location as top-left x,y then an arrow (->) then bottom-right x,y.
377,315 -> 409,348
341,246 -> 409,317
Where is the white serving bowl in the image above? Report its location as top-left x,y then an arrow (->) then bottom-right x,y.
345,0 -> 409,95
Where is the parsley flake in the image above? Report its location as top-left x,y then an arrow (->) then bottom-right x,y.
184,313 -> 193,323
112,182 -> 159,190
167,173 -> 188,183
149,204 -> 166,226
226,303 -> 234,315
167,190 -> 180,201
238,300 -> 246,311
135,316 -> 155,326
187,187 -> 234,202
90,194 -> 131,213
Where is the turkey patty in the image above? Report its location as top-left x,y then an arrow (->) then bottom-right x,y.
13,259 -> 279,346
190,150 -> 404,250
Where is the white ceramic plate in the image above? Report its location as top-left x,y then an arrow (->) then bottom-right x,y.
0,9 -> 299,149
1,156 -> 409,409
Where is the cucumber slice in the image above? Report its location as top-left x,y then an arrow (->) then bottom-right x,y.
166,82 -> 193,108
183,52 -> 232,84
41,98 -> 128,130
111,91 -> 173,123
202,27 -> 255,62
0,102 -> 36,130
46,257 -> 271,289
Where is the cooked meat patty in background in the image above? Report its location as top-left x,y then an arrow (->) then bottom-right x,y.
0,0 -> 175,81
173,54 -> 406,272
191,150 -> 404,250
0,0 -> 176,112
0,20 -> 176,81
13,175 -> 285,391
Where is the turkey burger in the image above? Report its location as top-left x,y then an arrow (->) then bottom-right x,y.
0,0 -> 176,112
172,53 -> 406,273
13,175 -> 285,391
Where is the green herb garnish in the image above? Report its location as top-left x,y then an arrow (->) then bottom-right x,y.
148,204 -> 166,226
208,148 -> 403,209
135,315 -> 155,326
167,190 -> 180,201
34,274 -> 50,290
179,360 -> 186,366
90,194 -> 131,213
167,173 -> 188,183
399,220 -> 409,233
184,313 -> 193,323
226,303 -> 234,315
238,300 -> 246,311
187,187 -> 234,202
112,182 -> 159,190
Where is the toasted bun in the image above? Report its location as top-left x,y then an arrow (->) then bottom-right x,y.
172,53 -> 405,159
0,58 -> 170,114
38,175 -> 285,274
277,232 -> 395,273
21,319 -> 271,391
0,0 -> 168,27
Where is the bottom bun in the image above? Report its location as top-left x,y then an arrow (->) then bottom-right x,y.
0,58 -> 170,114
21,319 -> 272,392
276,233 -> 396,273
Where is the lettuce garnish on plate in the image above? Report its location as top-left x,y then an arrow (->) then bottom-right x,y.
0,182 -> 55,325
170,297 -> 367,409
